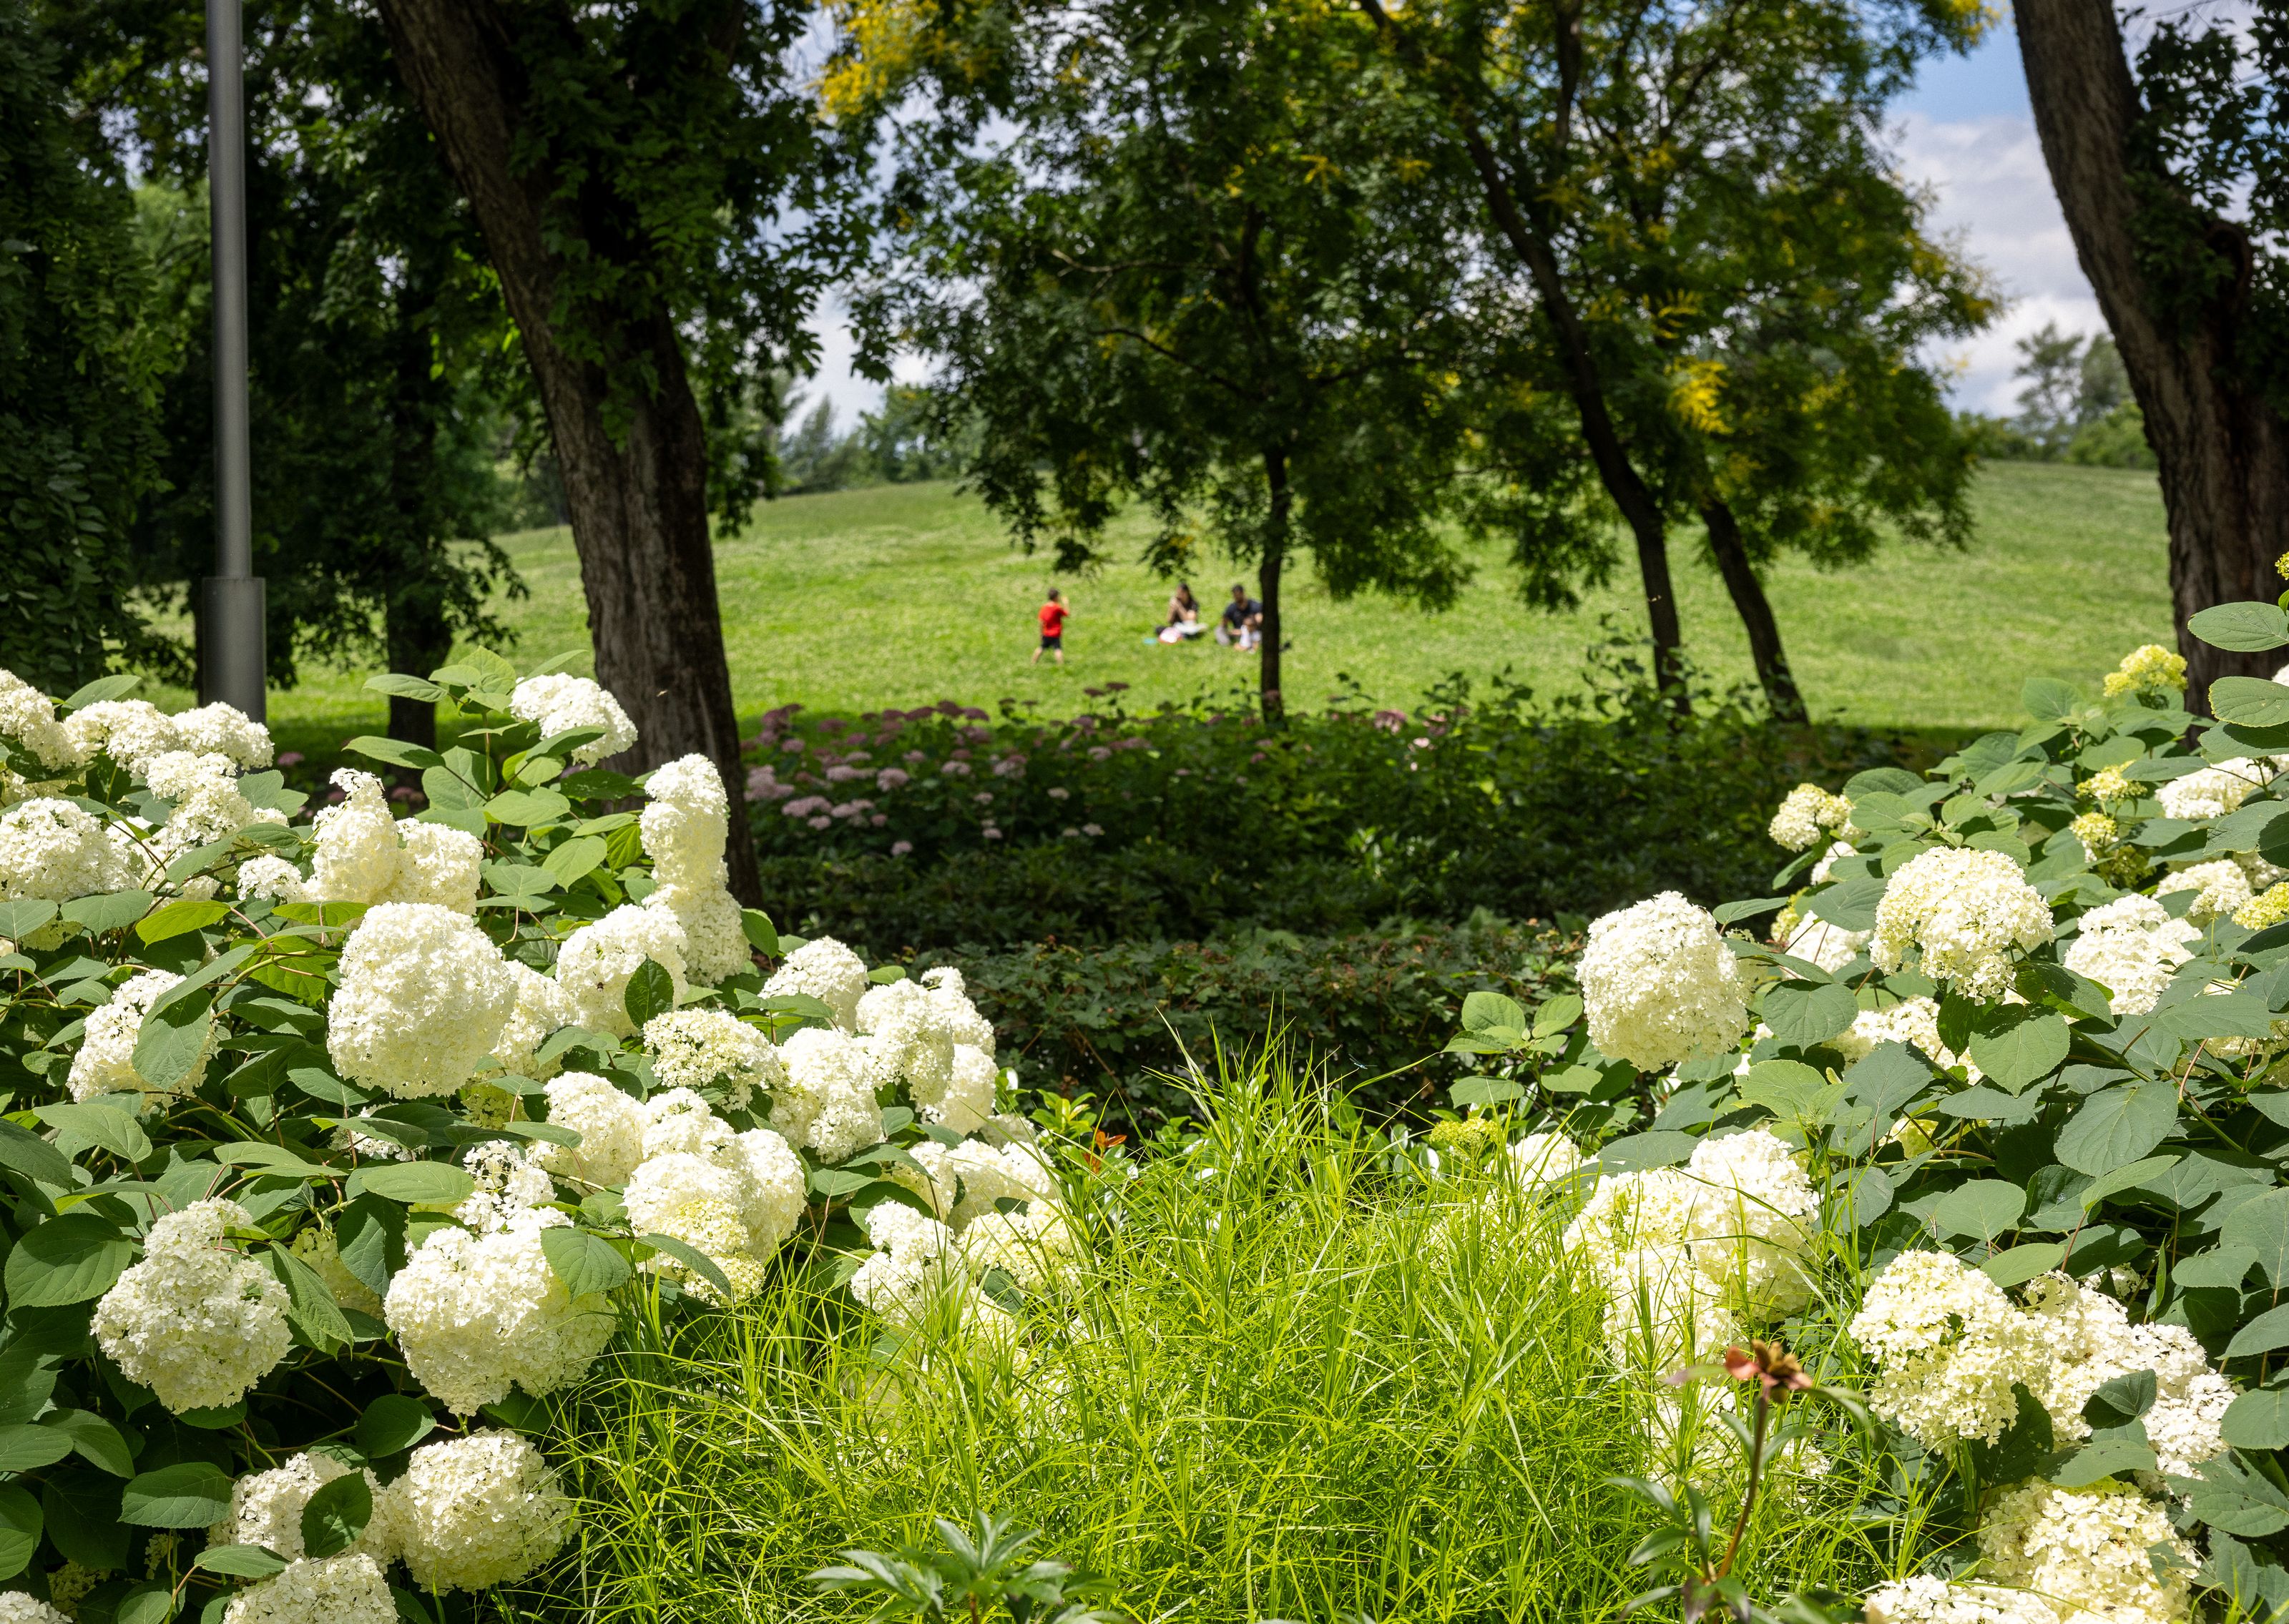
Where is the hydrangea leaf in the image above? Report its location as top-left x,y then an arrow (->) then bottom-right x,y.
300,1470 -> 372,1560
2223,1189 -> 2289,1286
4,1213 -> 133,1307
2224,1389 -> 2289,1450
2083,1369 -> 2158,1427
0,900 -> 58,940
2190,602 -> 2289,651
346,1163 -> 476,1205
624,959 -> 675,1030
0,1424 -> 74,1474
194,1545 -> 290,1579
353,1394 -> 436,1459
2021,678 -> 2081,722
1760,981 -> 1856,1048
542,836 -> 609,889
2049,1436 -> 2156,1487
2211,677 -> 2289,729
0,1485 -> 39,1581
2226,1302 -> 2289,1360
635,1232 -> 735,1299
539,1227 -> 633,1299
59,890 -> 152,935
2077,1153 -> 2181,1212
345,735 -> 446,772
1965,1008 -> 2069,1093
119,1461 -> 234,1527
266,1245 -> 352,1354
41,1409 -> 132,1477
133,899 -> 230,945
35,1102 -> 150,1165
1590,1131 -> 1697,1173
2055,1081 -> 2178,1175
129,988 -> 213,1095
1969,1384 -> 2053,1485
1932,1179 -> 2026,1244
1981,1241 -> 2065,1287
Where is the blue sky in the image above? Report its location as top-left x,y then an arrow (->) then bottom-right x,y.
801,22 -> 2092,428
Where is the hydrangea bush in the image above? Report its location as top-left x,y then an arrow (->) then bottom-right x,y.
0,654 -> 1059,1623
1454,604 -> 2289,1623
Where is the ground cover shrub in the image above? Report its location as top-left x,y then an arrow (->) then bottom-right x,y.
916,913 -> 1574,1127
0,659 -> 1059,1624
524,1056 -> 1883,1624
744,655 -> 1919,953
1443,613 -> 2289,1621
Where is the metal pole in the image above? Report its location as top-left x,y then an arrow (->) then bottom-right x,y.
199,0 -> 267,719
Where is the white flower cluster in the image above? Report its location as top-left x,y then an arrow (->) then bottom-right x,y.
65,697 -> 271,777
209,1452 -> 393,1563
1768,782 -> 1854,852
1830,995 -> 1971,1075
383,1206 -> 616,1414
1871,846 -> 2053,1000
2157,757 -> 2269,822
643,1008 -> 782,1111
0,798 -> 134,902
491,960 -> 579,1078
773,1025 -> 886,1163
1510,1131 -> 1584,1186
532,1072 -> 647,1188
299,770 -> 482,912
1781,909 -> 1871,975
1859,1575 -> 2062,1624
856,968 -> 999,1134
1979,1480 -> 2195,1624
142,749 -> 285,869
2020,1273 -> 2235,1476
92,1200 -> 290,1413
0,1595 -> 72,1624
763,936 -> 869,1029
638,754 -> 750,984
509,674 -> 637,766
1562,1128 -> 1816,1372
2157,857 -> 2253,926
0,669 -> 80,773
327,902 -> 518,1097
69,969 -> 214,1103
554,904 -> 688,1037
1578,894 -> 1750,1071
457,1140 -> 558,1234
2064,895 -> 2201,1015
222,1555 -> 393,1624
622,1093 -> 806,1304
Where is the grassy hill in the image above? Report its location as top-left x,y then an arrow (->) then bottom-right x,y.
168,460 -> 2173,755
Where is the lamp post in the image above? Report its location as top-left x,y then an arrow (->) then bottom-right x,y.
198,0 -> 266,719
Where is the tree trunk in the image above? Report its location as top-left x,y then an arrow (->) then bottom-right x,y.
385,291 -> 450,752
1259,448 -> 1288,723
2017,0 -> 2289,712
386,594 -> 452,750
372,0 -> 761,902
1700,498 -> 1807,722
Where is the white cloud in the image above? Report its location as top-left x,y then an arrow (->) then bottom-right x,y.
1892,109 -> 2102,415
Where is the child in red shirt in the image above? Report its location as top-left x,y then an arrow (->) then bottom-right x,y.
1031,589 -> 1069,666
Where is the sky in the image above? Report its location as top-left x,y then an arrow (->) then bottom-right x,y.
796,22 -> 2092,429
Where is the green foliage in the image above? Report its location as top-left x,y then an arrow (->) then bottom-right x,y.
810,1512 -> 1122,1624
0,4 -> 168,695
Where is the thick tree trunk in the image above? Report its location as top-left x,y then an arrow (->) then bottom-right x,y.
2017,0 -> 2289,712
385,297 -> 450,752
386,594 -> 451,750
1260,448 -> 1288,723
373,0 -> 761,902
1700,498 -> 1806,723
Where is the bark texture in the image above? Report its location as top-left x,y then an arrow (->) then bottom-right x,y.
373,0 -> 760,901
2018,0 -> 2289,711
1701,498 -> 1805,722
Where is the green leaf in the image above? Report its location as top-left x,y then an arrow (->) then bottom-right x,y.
2225,1389 -> 2289,1450
2192,1456 -> 2289,1537
637,1231 -> 735,1299
539,1226 -> 633,1298
134,898 -> 230,945
808,1166 -> 876,1199
2051,1436 -> 2157,1487
2079,1153 -> 2181,1211
42,1409 -> 133,1476
1737,1060 -> 1845,1130
347,1163 -> 476,1205
5,1214 -> 134,1306
1760,981 -> 1857,1048
0,1484 -> 39,1581
481,862 -> 556,899
0,1120 -> 72,1189
2224,1189 -> 2289,1286
2227,1302 -> 2289,1360
353,1394 -> 436,1458
195,1545 -> 290,1579
541,837 -> 608,889
1804,874 -> 1888,932
1531,993 -> 1584,1037
1966,1008 -> 2071,1093
2084,1369 -> 2157,1427
59,890 -> 153,935
1933,1179 -> 2026,1244
266,1245 -> 353,1352
1460,989 -> 1528,1043
1982,1241 -> 2067,1287
365,674 -> 446,703
2175,1244 -> 2258,1289
59,674 -> 142,710
486,788 -> 572,827
1971,1385 -> 2054,1485
1449,1076 -> 1526,1108
345,735 -> 446,772
300,1471 -> 372,1560
120,1462 -> 236,1527
34,1101 -> 151,1163
2190,603 -> 2289,652
1592,1131 -> 1699,1173
2212,676 -> 2289,729
334,1196 -> 406,1296
1712,897 -> 1789,927
0,900 -> 57,940
2022,678 -> 2081,722
623,958 -> 675,1030
421,765 -> 485,813
213,1141 -> 337,1181
740,907 -> 780,956
0,1424 -> 74,1473
2055,1082 -> 2178,1175
129,986 -> 214,1093
2157,990 -> 2280,1041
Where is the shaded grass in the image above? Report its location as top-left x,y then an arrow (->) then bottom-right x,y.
162,461 -> 2170,763
524,1050 -> 1889,1623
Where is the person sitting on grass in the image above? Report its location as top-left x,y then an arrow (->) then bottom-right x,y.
1159,582 -> 1205,643
1033,589 -> 1070,666
1215,583 -> 1262,651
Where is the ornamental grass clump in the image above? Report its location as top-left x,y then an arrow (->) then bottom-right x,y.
1446,596 -> 2289,1623
0,654 -> 1042,1622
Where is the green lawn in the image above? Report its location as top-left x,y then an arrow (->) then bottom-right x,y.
167,460 -> 2172,754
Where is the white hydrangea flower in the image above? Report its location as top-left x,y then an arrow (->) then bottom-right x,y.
309,770 -> 403,905
64,699 -> 177,777
532,1072 -> 647,1189
643,882 -> 749,987
642,1008 -> 779,1111
383,1208 -> 616,1414
1578,892 -> 1750,1071
1509,1131 -> 1584,1187
392,820 -> 482,912
1680,1128 -> 1818,1317
288,1221 -> 381,1317
1831,995 -> 1972,1075
1781,910 -> 1870,975
456,1140 -> 557,1234
383,1430 -> 572,1590
91,1200 -> 291,1413
509,674 -> 637,766
1860,1575 -> 2059,1624
1768,783 -> 1853,852
2019,1273 -> 2234,1475
763,937 -> 869,1030
639,754 -> 730,891
326,902 -> 518,1098
2157,757 -> 2269,821
622,1121 -> 805,1304
2064,895 -> 2202,1015
941,1138 -> 1058,1229
2157,857 -> 2253,927
490,961 -> 579,1078
68,969 -> 212,1103
221,1554 -> 393,1624
638,1087 -> 738,1162
848,1201 -> 969,1327
0,1593 -> 72,1624
858,968 -> 999,1132
0,669 -> 82,771
143,750 -> 283,867
172,702 -> 273,769
554,904 -> 689,1037
1978,1480 -> 2194,1624
1871,847 -> 2053,1000
0,798 -> 137,902
773,1026 -> 886,1163
235,853 -> 309,905
1848,1250 -> 2043,1447
207,1452 -> 393,1563
959,1204 -> 1077,1291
